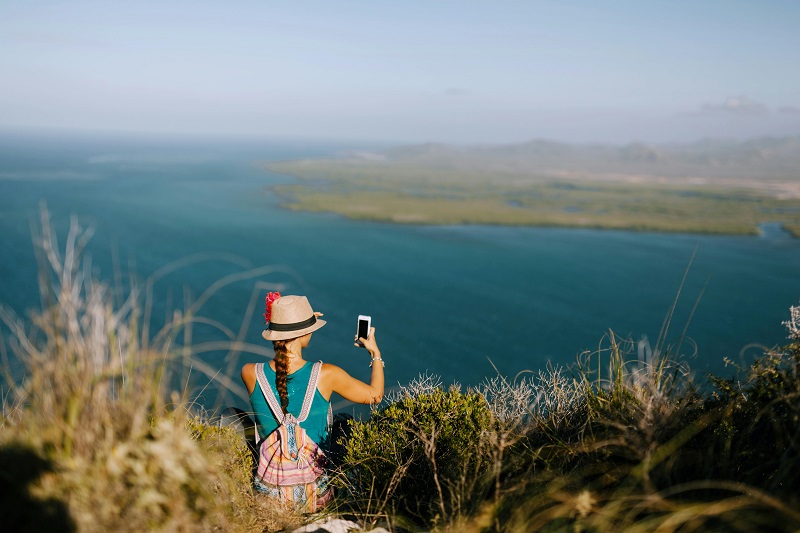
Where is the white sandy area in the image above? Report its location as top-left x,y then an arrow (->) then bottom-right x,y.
544,169 -> 800,199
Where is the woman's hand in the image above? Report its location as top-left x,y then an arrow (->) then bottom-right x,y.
355,326 -> 380,357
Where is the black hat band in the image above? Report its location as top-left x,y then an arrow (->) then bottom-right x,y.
268,315 -> 317,332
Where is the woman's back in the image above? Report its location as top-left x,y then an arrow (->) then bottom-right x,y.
249,361 -> 331,447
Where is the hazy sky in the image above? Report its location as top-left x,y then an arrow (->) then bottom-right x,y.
1,0 -> 799,144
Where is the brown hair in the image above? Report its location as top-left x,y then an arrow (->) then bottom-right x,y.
272,340 -> 291,414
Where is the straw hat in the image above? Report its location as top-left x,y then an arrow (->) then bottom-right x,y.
262,295 -> 326,341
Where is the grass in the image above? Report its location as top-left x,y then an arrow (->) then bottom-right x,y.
267,159 -> 800,236
0,208 -> 305,532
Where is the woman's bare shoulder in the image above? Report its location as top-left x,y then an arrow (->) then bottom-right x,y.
241,363 -> 258,393
320,362 -> 344,378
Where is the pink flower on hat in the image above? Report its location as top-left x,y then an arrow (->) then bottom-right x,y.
264,292 -> 281,324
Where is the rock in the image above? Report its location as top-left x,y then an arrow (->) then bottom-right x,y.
290,517 -> 391,533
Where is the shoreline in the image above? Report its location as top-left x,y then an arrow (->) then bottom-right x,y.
277,198 -> 768,237
266,160 -> 800,239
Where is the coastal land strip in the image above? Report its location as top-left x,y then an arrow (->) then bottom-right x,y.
265,137 -> 800,237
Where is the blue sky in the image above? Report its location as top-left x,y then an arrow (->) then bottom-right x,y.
1,0 -> 799,143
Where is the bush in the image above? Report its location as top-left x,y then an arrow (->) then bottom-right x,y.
705,340 -> 800,493
484,325 -> 800,533
340,379 -> 493,528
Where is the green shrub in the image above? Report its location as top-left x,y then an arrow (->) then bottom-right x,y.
341,383 -> 493,527
706,341 -> 800,493
486,326 -> 800,533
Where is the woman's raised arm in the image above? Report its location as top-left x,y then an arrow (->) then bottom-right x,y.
319,327 -> 384,404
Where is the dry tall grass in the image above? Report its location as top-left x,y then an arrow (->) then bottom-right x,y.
0,209 -> 303,532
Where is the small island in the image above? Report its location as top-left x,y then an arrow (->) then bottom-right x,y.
267,137 -> 800,237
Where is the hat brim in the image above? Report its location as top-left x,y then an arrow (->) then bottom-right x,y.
262,319 -> 326,341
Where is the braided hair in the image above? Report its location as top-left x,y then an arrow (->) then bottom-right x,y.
272,340 -> 291,414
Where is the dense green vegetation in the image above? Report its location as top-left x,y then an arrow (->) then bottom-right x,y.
267,139 -> 800,237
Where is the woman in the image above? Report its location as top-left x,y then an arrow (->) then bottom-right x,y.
240,293 -> 383,510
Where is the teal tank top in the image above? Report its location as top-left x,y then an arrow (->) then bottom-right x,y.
249,361 -> 331,449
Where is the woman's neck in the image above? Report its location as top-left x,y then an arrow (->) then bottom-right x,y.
271,355 -> 307,374
286,356 -> 307,373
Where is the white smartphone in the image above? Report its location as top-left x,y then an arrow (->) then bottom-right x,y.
356,315 -> 371,345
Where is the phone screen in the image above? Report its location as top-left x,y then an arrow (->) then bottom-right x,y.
357,317 -> 370,340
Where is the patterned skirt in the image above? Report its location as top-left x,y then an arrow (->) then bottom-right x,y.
253,473 -> 332,512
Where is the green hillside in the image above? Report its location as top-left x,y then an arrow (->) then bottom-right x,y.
267,137 -> 800,236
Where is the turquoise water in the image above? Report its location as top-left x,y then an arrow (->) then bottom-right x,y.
2,130 -> 799,411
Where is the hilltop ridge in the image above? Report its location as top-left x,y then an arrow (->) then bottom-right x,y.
372,135 -> 800,181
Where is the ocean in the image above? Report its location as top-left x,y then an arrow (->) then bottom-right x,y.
2,130 -> 799,412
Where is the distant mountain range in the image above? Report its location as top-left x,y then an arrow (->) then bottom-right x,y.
374,136 -> 800,181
